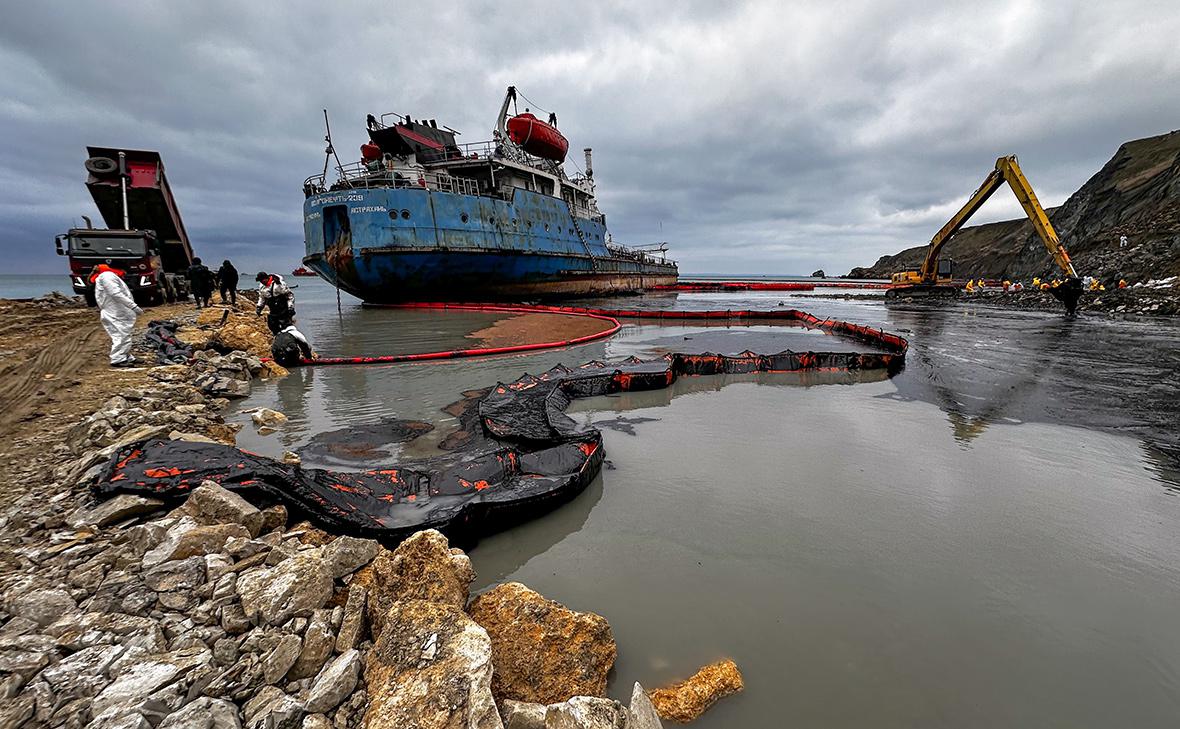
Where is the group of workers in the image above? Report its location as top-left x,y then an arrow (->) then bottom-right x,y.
185,258 -> 240,307
91,263 -> 314,369
963,276 -> 1130,294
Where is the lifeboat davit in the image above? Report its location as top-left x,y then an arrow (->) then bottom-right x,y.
506,113 -> 569,163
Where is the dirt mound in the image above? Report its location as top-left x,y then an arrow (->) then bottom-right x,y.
850,129 -> 1180,285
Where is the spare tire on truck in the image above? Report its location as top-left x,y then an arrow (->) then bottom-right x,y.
84,156 -> 118,176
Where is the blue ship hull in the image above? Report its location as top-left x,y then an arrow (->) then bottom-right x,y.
302,186 -> 677,303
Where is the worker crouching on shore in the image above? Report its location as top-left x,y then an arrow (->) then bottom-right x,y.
271,323 -> 314,367
254,271 -> 295,334
91,263 -> 144,368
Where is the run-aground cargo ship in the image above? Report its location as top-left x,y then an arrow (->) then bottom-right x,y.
301,86 -> 678,303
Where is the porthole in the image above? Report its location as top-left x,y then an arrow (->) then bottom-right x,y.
460,212 -> 469,223
526,220 -> 533,228
512,219 -> 518,226
388,210 -> 398,220
544,223 -> 550,232
401,210 -> 411,220
489,216 -> 496,225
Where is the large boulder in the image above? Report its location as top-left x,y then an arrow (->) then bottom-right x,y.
321,536 -> 381,579
362,599 -> 501,729
142,518 -> 250,568
179,481 -> 264,537
352,529 -> 473,637
90,647 -> 211,719
236,550 -> 334,626
38,643 -> 125,702
646,659 -> 744,724
304,649 -> 360,714
467,582 -> 615,705
9,588 -> 76,627
157,697 -> 241,728
70,494 -> 165,529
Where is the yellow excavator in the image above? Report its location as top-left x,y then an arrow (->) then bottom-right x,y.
886,155 -> 1082,314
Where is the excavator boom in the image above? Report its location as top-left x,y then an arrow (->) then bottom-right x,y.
890,155 -> 1081,312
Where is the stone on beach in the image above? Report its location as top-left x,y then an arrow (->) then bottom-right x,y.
303,648 -> 360,713
646,659 -> 744,724
179,481 -> 264,537
250,408 -> 288,429
362,599 -> 502,729
142,517 -> 251,568
9,588 -> 77,628
70,493 -> 165,529
467,582 -> 616,705
352,529 -> 474,637
544,696 -> 630,729
236,550 -> 335,626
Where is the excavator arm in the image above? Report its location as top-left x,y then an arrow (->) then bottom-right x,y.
919,155 -> 1077,281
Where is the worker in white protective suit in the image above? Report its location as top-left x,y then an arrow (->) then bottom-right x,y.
91,264 -> 144,367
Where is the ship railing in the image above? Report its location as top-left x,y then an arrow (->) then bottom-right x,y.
607,243 -> 676,267
323,162 -> 480,196
419,140 -> 570,177
416,140 -> 498,165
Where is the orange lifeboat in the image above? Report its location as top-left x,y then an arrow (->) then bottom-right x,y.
506,113 -> 569,163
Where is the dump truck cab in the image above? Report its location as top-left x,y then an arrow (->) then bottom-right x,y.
56,227 -> 181,305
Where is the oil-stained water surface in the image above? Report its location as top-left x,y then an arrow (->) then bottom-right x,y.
233,279 -> 1180,728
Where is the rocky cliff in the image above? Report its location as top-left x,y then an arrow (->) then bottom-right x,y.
849,130 -> 1180,282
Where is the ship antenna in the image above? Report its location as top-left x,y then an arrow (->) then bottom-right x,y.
323,109 -> 351,188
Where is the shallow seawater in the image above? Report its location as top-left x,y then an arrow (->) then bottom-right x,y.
232,279 -> 1180,728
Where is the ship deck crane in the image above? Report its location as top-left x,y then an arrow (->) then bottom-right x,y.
886,155 -> 1082,314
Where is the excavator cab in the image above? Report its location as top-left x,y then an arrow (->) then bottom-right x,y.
887,259 -> 956,298
886,156 -> 1080,313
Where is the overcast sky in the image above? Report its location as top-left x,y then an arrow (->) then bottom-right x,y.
2,0 -> 1178,276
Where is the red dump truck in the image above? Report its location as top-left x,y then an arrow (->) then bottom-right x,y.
55,147 -> 194,306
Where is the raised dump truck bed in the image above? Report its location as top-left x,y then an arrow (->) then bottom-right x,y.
85,146 -> 193,273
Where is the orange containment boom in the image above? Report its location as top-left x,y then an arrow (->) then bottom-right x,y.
305,302 -> 908,368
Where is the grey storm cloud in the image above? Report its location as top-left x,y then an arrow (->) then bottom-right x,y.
2,0 -> 1178,275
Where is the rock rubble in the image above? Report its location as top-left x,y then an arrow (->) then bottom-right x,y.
0,321 -> 739,728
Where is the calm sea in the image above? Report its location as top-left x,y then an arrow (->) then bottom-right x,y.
0,274 -> 73,299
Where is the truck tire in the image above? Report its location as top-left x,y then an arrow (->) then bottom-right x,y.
84,290 -> 97,307
84,156 -> 118,176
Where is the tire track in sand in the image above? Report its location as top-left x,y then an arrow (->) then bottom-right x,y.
0,323 -> 104,429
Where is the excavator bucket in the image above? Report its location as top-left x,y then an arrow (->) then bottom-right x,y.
1047,277 -> 1083,316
